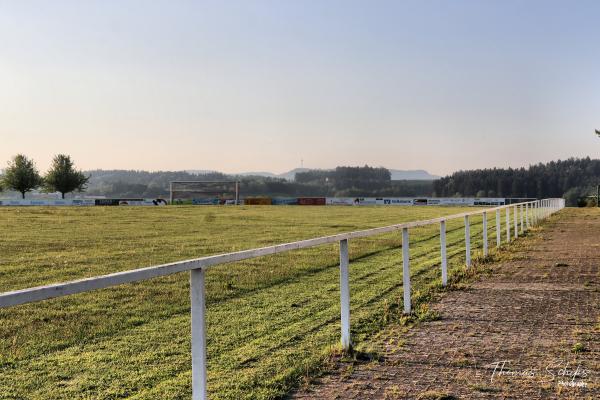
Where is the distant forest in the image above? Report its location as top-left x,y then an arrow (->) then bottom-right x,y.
433,157 -> 600,206
85,166 -> 435,199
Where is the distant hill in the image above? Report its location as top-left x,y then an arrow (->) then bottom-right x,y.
277,168 -> 311,181
236,171 -> 279,178
389,169 -> 440,180
224,168 -> 310,180
186,169 -> 221,175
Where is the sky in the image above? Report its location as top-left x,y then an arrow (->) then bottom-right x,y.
1,0 -> 599,176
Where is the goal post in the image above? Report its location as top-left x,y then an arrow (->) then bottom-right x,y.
169,181 -> 240,205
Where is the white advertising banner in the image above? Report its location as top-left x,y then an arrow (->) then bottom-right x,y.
326,197 -> 355,205
383,198 -> 414,205
0,199 -> 96,206
356,198 -> 378,205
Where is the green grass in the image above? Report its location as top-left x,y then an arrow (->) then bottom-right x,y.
0,205 -> 502,399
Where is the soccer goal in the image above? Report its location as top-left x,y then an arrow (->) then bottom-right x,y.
169,181 -> 240,205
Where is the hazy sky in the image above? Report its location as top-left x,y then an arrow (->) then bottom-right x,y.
1,1 -> 599,176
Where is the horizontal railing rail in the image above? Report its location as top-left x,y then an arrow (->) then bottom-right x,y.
0,198 -> 565,399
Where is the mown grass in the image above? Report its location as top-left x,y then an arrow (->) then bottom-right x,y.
0,205 -> 504,399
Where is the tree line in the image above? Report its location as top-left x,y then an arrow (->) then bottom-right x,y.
84,166 -> 434,198
295,166 -> 392,194
433,157 -> 600,206
0,154 -> 89,199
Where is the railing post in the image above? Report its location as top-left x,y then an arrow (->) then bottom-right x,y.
496,209 -> 501,248
542,200 -> 545,219
543,200 -> 546,219
525,203 -> 529,228
514,205 -> 518,238
482,211 -> 488,257
190,268 -> 207,400
520,204 -> 524,232
339,239 -> 351,351
506,207 -> 511,242
464,215 -> 471,267
440,220 -> 447,287
402,228 -> 411,314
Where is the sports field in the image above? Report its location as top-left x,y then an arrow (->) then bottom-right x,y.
0,205 -> 498,399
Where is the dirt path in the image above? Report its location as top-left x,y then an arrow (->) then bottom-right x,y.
291,208 -> 599,399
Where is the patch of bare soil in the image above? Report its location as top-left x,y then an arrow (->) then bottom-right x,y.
290,208 -> 600,399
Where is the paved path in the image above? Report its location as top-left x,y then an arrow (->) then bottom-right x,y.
291,208 -> 599,399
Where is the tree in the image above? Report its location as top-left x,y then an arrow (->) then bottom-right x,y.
3,154 -> 43,199
44,154 -> 90,199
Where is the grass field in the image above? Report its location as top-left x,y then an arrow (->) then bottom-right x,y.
0,205 -> 502,399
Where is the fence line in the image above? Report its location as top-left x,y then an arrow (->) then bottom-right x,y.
0,198 -> 565,399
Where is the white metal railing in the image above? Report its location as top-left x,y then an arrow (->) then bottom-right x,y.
0,198 -> 565,399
